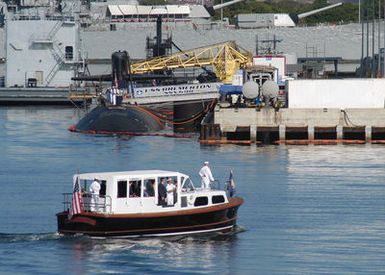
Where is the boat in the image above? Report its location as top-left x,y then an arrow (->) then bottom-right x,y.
56,170 -> 243,237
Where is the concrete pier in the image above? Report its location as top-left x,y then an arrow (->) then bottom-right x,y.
203,107 -> 385,144
0,87 -> 93,105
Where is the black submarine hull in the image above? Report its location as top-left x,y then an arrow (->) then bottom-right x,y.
173,99 -> 216,132
70,105 -> 164,134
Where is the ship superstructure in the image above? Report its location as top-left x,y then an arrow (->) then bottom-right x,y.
1,0 -> 86,88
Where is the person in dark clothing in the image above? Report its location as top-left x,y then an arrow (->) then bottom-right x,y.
146,179 -> 155,197
158,178 -> 167,205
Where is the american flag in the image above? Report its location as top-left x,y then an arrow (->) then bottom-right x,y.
68,175 -> 83,220
114,75 -> 119,88
228,170 -> 236,197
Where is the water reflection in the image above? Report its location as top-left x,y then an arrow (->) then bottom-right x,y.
64,233 -> 240,274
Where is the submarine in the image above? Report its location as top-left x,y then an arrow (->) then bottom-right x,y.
70,16 -> 220,135
70,50 -> 168,134
70,105 -> 164,135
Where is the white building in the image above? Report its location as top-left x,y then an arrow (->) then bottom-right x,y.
236,13 -> 296,29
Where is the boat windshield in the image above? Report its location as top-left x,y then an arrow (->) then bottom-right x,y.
181,177 -> 195,192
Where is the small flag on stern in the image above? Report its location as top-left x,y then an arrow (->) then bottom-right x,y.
68,175 -> 83,220
227,170 -> 236,197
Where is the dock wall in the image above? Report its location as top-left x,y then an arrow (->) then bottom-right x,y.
215,108 -> 385,132
287,79 -> 385,108
209,108 -> 385,144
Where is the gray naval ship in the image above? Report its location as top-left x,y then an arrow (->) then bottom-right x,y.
0,0 -> 94,104
0,0 -> 372,80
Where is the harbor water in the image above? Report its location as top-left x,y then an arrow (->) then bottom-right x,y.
1,106 -> 385,274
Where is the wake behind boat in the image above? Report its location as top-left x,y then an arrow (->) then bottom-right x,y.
56,170 -> 243,238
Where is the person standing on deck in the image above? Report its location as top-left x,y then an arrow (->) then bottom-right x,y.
89,178 -> 101,212
166,178 -> 176,206
158,178 -> 167,205
199,161 -> 215,189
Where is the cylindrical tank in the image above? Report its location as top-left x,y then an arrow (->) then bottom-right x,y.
242,81 -> 259,99
260,80 -> 279,98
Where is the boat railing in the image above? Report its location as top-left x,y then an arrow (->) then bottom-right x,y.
210,180 -> 236,198
62,193 -> 112,214
210,180 -> 221,190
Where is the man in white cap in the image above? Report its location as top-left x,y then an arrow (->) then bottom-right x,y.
199,161 -> 215,189
166,178 -> 176,206
89,178 -> 101,212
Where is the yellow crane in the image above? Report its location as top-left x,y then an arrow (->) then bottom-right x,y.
130,41 -> 252,84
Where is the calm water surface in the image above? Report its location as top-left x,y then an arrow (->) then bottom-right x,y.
1,106 -> 385,274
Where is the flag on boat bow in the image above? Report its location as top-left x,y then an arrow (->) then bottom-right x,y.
68,175 -> 83,220
227,170 -> 236,197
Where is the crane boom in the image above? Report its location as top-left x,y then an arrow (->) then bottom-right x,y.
298,2 -> 343,19
131,41 -> 252,83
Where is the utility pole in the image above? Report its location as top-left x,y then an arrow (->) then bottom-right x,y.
378,0 -> 381,77
361,1 -> 364,77
371,0 -> 375,78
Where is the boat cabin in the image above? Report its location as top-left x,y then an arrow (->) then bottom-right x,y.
64,170 -> 229,214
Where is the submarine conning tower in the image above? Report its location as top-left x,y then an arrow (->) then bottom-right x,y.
111,51 -> 129,90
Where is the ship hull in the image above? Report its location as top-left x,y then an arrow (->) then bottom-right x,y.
57,197 -> 243,237
71,105 -> 164,134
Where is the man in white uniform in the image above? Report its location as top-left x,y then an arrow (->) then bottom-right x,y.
89,178 -> 101,212
166,178 -> 176,206
199,161 -> 215,189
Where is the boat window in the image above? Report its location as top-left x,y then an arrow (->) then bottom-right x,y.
181,177 -> 195,192
194,196 -> 208,207
117,180 -> 127,198
100,180 -> 106,197
80,179 -> 88,196
143,178 -> 155,197
158,177 -> 178,188
212,195 -> 225,204
181,196 -> 187,207
129,180 -> 141,198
